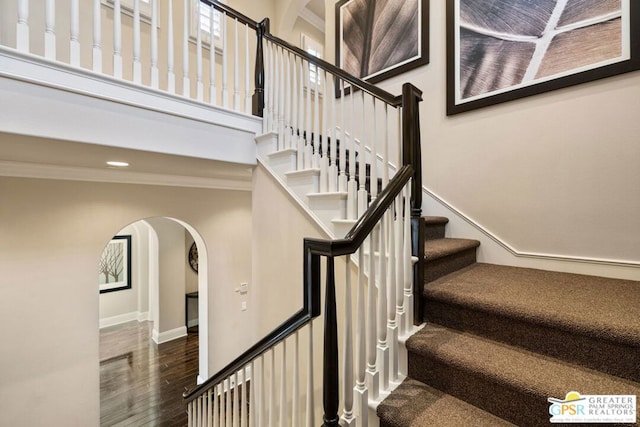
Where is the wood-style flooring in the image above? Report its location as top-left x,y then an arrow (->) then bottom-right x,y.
100,321 -> 199,426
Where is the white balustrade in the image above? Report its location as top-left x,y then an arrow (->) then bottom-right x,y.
45,0 -> 55,60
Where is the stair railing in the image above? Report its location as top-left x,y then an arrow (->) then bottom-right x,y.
184,3 -> 424,424
5,0 -> 263,115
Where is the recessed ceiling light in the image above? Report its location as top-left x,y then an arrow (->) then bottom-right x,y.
106,161 -> 129,167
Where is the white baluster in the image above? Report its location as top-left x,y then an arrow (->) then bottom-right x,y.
69,0 -> 80,66
259,355 -> 266,427
269,349 -> 276,427
150,0 -> 159,88
304,59 -> 313,169
277,47 -> 284,149
329,76 -> 338,193
245,25 -> 251,113
214,384 -> 220,427
262,41 -> 269,132
396,193 -> 407,339
378,211 -> 390,391
382,105 -> 390,186
113,0 -> 123,78
305,322 -> 315,427
17,0 -> 29,52
241,366 -> 247,427
196,6 -> 204,101
266,41 -> 274,132
367,230 -> 380,400
319,70 -> 329,192
167,0 -> 176,93
233,372 -> 239,427
291,54 -> 299,159
279,341 -> 287,427
312,62 -> 320,169
347,91 -> 358,219
388,198 -> 400,382
209,5 -> 217,104
226,378 -> 232,427
339,81 -> 348,192
234,19 -> 240,110
44,0 -> 55,60
284,51 -> 292,150
342,256 -> 355,426
197,395 -> 203,427
188,401 -> 194,427
370,99 -> 378,200
354,249 -> 368,425
404,184 -> 414,334
183,0 -> 190,97
222,13 -> 229,108
296,56 -> 305,170
249,360 -> 256,427
92,0 -> 102,72
357,93 -> 368,216
132,0 -> 141,83
208,389 -> 214,427
292,332 -> 300,426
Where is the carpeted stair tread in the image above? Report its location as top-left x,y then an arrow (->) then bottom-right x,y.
424,216 -> 449,226
407,324 -> 640,426
425,238 -> 480,262
424,263 -> 640,347
377,378 -> 516,427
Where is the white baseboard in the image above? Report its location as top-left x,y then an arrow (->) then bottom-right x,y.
137,311 -> 150,322
152,326 -> 187,344
99,311 -> 139,329
187,319 -> 199,328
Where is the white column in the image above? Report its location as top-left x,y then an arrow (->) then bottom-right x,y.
92,0 -> 102,72
44,0 -> 56,60
113,0 -> 123,79
17,0 -> 29,52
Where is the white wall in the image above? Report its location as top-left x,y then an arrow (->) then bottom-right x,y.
324,2 -> 640,274
0,176 -> 252,426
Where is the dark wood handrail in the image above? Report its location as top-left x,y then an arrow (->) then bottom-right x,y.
200,0 -> 259,29
262,33 -> 402,107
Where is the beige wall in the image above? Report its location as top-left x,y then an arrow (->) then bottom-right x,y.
325,2 -> 640,266
0,176 -> 252,426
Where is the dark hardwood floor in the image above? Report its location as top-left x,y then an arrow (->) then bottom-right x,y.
100,321 -> 199,426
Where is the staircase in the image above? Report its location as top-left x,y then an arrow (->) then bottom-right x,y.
378,216 -> 640,426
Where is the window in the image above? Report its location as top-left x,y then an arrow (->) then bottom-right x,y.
301,34 -> 323,89
103,0 -> 152,22
190,0 -> 224,51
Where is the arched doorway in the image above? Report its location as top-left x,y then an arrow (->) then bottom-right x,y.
98,217 -> 209,425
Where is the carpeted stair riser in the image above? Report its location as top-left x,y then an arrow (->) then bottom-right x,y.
406,325 -> 640,427
424,216 -> 449,241
424,247 -> 478,283
424,299 -> 640,382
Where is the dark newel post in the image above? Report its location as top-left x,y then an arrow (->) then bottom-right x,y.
322,257 -> 340,427
401,83 -> 425,326
252,18 -> 269,117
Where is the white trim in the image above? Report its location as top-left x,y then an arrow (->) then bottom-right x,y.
299,7 -> 325,34
99,311 -> 139,329
137,311 -> 150,321
152,326 -> 188,344
0,161 -> 253,191
187,319 -> 199,328
423,186 -> 640,279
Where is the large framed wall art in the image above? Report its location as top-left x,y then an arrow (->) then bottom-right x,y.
447,0 -> 640,115
336,0 -> 430,84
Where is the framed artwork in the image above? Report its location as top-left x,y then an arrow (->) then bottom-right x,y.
99,235 -> 132,294
447,0 -> 640,115
335,0 -> 430,84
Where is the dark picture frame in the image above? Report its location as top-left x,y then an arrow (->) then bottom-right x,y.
99,235 -> 132,294
447,0 -> 640,115
335,0 -> 429,84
